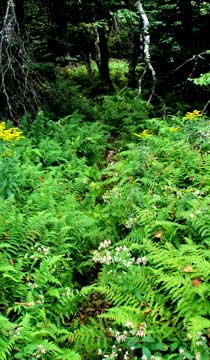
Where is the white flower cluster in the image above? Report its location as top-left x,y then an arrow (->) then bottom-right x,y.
37,294 -> 45,305
34,244 -> 50,255
102,189 -> 121,203
93,241 -> 147,270
65,287 -> 73,297
99,239 -> 112,250
24,244 -> 50,260
106,150 -> 116,166
136,257 -> 147,266
27,281 -> 39,289
93,240 -> 112,265
192,189 -> 203,197
125,217 -> 138,229
195,331 -> 206,347
195,352 -> 201,360
111,322 -> 146,341
123,351 -> 130,360
115,331 -> 128,343
8,325 -> 22,339
98,322 -> 147,360
179,348 -> 185,354
33,344 -> 47,359
135,323 -> 147,338
179,332 -> 207,360
101,348 -> 130,360
93,249 -> 112,265
125,320 -> 134,329
102,190 -> 111,203
113,246 -> 136,268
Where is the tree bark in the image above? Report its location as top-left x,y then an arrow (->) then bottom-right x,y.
127,32 -> 141,87
97,25 -> 112,86
82,51 -> 93,77
179,0 -> 193,53
135,0 -> 157,100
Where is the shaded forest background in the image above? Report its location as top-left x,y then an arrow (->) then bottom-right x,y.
0,0 -> 209,122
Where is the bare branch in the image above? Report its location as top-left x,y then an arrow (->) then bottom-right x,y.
163,51 -> 210,88
167,51 -> 209,77
0,0 -> 41,123
202,98 -> 210,114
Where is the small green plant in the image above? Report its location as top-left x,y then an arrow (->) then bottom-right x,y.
182,111 -> 210,151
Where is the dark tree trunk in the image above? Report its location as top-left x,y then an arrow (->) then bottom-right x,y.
82,51 -> 93,77
127,32 -> 142,87
179,0 -> 193,53
98,25 -> 112,86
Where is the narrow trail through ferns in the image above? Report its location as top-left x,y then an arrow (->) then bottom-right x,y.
0,109 -> 209,359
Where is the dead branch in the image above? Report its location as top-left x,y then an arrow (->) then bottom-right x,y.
0,0 -> 41,123
163,51 -> 210,88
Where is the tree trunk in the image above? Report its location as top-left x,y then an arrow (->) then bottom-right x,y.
179,0 -> 193,53
127,32 -> 141,87
97,25 -> 112,86
135,0 -> 157,99
82,51 -> 93,77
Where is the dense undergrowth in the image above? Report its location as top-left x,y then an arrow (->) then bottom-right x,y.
0,72 -> 210,360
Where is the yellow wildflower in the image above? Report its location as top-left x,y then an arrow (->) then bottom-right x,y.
185,110 -> 203,120
186,188 -> 193,193
134,129 -> 153,139
0,122 -> 24,142
169,127 -> 179,132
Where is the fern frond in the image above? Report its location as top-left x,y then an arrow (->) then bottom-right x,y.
99,306 -> 143,328
96,284 -> 140,307
55,349 -> 82,360
186,316 -> 210,344
0,315 -> 15,360
73,318 -> 108,355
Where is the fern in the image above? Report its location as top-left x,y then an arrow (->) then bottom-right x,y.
141,239 -> 210,338
99,306 -> 144,328
55,349 -> 82,360
73,318 -> 109,356
96,284 -> 140,308
0,315 -> 15,360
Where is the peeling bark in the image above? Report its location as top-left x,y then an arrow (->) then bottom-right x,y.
135,0 -> 157,101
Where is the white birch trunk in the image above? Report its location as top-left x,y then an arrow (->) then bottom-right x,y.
135,0 -> 157,101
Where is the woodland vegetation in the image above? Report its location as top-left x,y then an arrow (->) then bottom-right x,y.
0,1 -> 210,359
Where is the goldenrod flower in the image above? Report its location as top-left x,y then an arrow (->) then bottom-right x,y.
185,110 -> 203,120
134,129 -> 152,139
0,122 -> 24,142
169,127 -> 179,132
186,188 -> 193,193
